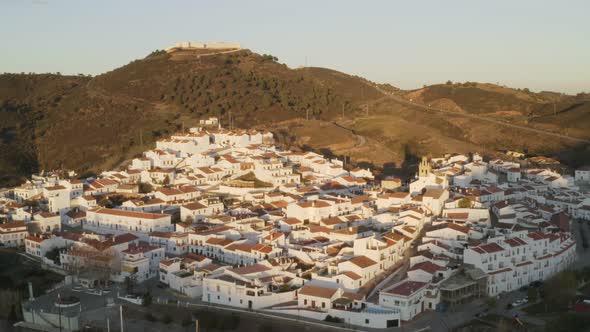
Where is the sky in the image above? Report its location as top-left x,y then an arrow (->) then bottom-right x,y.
1,0 -> 589,94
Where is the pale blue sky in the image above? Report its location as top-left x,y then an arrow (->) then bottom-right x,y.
1,0 -> 589,93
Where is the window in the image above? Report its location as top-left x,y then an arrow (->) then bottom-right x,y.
304,299 -> 307,305
365,319 -> 369,324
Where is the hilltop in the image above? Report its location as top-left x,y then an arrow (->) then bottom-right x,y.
0,48 -> 588,187
0,48 -> 383,186
402,82 -> 590,139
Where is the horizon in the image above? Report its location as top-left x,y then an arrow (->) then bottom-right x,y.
2,0 -> 589,94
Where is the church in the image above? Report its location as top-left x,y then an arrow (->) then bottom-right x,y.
409,156 -> 449,195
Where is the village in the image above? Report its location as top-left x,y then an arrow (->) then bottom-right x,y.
0,116 -> 589,331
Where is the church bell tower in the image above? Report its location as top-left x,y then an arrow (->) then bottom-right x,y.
418,156 -> 431,178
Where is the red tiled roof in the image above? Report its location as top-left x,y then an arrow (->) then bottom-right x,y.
298,285 -> 338,299
229,264 -> 271,275
409,261 -> 445,274
91,207 -> 170,220
348,255 -> 378,268
386,281 -> 427,297
475,242 -> 504,254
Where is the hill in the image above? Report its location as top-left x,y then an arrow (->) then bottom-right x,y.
402,82 -> 590,139
0,49 -> 588,187
0,49 -> 383,186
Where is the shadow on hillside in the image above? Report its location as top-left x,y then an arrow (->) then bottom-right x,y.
299,143 -> 421,182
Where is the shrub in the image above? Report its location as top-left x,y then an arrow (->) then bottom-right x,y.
138,182 -> 153,194
142,292 -> 152,306
161,314 -> 173,324
458,197 -> 472,208
324,315 -> 344,323
181,314 -> 192,326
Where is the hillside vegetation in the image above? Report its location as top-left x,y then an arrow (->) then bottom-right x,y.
0,49 -> 588,186
0,49 -> 383,186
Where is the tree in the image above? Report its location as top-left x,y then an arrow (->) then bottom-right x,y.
142,291 -> 153,306
527,286 -> 538,303
446,80 -> 453,85
163,175 -> 171,186
458,197 -> 472,209
544,270 -> 577,311
138,182 -> 153,194
485,296 -> 497,309
161,314 -> 173,324
45,247 -> 61,265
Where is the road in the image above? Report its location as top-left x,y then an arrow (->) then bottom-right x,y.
331,121 -> 367,148
369,86 -> 590,144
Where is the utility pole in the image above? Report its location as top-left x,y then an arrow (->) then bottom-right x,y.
306,109 -> 309,121
107,318 -> 110,332
342,102 -> 345,119
195,319 -> 199,332
554,103 -> 557,116
120,305 -> 124,332
139,129 -> 143,146
57,293 -> 62,332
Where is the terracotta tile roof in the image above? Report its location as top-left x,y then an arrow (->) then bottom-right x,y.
476,242 -> 505,254
282,217 -> 303,225
504,237 -> 527,247
0,221 -> 26,229
252,243 -> 273,253
298,284 -> 338,299
446,212 -> 469,220
182,202 -> 208,210
385,280 -> 427,297
297,200 -> 331,208
343,271 -> 362,280
429,222 -> 470,234
409,261 -> 445,274
229,263 -> 271,275
45,185 -> 67,191
91,207 -> 170,220
348,255 -> 378,268
423,189 -> 446,199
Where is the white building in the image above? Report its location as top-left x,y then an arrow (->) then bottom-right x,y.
0,221 -> 28,247
575,166 -> 590,183
464,232 -> 576,296
85,208 -> 173,238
